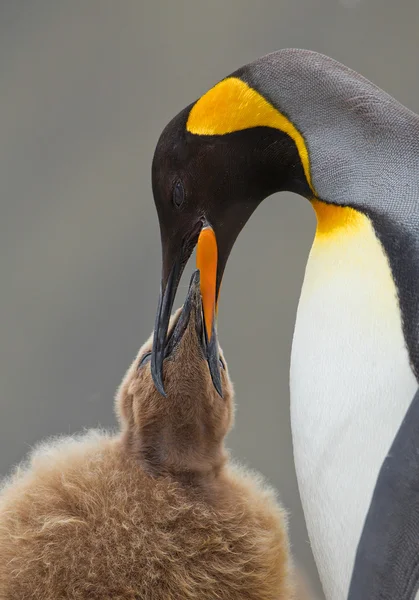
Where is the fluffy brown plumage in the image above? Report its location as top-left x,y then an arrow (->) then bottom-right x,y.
0,287 -> 307,599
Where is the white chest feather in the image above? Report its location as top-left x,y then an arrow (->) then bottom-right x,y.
290,203 -> 417,600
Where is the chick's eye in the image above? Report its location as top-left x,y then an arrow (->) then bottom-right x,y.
138,352 -> 151,369
219,356 -> 225,370
172,180 -> 185,209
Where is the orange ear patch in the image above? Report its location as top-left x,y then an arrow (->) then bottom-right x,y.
187,76 -> 313,193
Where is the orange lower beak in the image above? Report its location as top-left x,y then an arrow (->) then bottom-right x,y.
196,224 -> 218,341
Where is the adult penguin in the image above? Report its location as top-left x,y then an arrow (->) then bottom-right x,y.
150,49 -> 419,599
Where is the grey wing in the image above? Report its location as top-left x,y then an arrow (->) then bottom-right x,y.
348,387 -> 419,600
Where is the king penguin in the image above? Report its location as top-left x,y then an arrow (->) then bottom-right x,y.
150,49 -> 419,599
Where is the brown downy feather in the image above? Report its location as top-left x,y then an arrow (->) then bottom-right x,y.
0,302 -> 310,599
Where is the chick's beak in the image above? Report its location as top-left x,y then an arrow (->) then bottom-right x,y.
151,222 -> 222,398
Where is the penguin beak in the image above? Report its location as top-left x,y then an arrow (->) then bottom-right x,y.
164,270 -> 216,361
196,223 -> 218,344
151,222 -> 223,398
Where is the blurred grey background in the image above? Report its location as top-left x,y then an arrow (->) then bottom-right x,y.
1,1 -> 418,597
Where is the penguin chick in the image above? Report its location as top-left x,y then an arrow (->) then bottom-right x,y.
0,272 -> 301,600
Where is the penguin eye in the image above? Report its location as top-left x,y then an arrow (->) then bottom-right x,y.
138,352 -> 151,369
219,356 -> 225,370
172,180 -> 185,209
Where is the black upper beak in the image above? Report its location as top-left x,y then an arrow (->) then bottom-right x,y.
151,253 -> 182,397
151,258 -> 223,398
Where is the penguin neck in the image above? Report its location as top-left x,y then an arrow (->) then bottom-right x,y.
245,49 -> 419,209
289,199 -> 418,599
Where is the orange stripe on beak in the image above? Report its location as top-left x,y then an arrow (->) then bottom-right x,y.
196,225 -> 217,341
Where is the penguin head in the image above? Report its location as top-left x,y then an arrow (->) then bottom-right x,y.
116,271 -> 234,479
151,81 -> 311,395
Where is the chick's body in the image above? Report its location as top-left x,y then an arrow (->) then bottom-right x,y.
0,432 -> 291,600
0,284 -> 299,599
